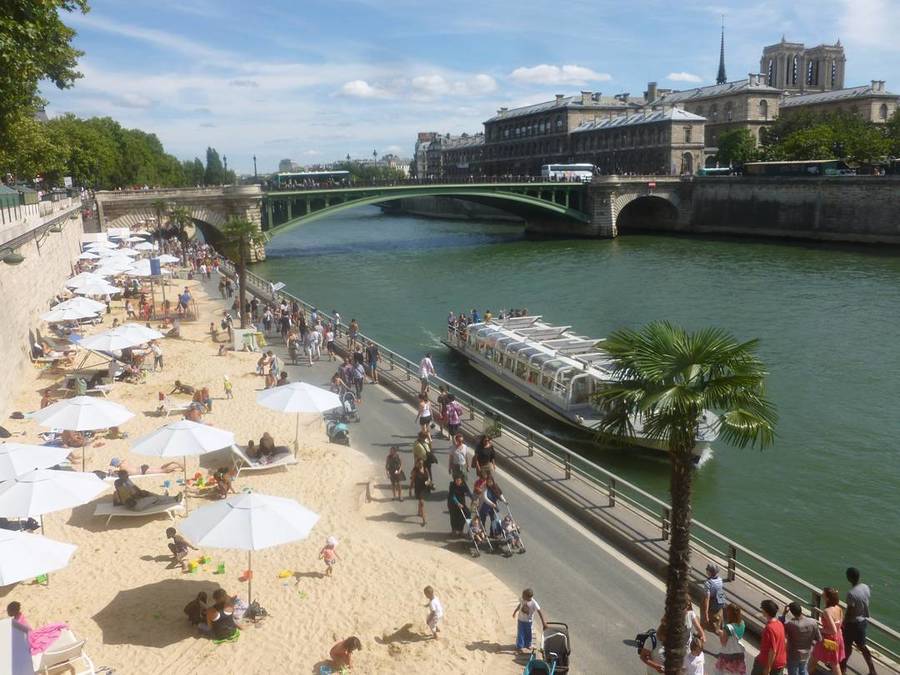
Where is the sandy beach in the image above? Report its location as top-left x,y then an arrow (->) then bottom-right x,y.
2,275 -> 521,674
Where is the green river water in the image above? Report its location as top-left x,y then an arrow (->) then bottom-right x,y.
254,206 -> 900,626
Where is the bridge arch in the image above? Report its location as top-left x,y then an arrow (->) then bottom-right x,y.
265,186 -> 590,238
105,206 -> 227,239
614,193 -> 680,232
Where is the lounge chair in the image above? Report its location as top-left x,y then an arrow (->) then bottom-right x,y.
32,628 -> 96,674
201,444 -> 296,478
158,394 -> 192,417
93,499 -> 185,526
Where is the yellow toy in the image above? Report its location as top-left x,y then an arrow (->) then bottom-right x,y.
277,569 -> 293,579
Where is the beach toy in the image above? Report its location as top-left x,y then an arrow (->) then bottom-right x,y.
35,574 -> 48,585
277,569 -> 292,579
188,561 -> 198,573
319,665 -> 332,675
200,556 -> 211,564
162,480 -> 171,489
297,590 -> 308,600
215,562 -> 225,574
239,569 -> 253,582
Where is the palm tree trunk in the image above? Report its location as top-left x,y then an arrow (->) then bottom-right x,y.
238,238 -> 249,329
663,447 -> 695,675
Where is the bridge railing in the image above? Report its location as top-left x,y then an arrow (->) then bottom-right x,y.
266,176 -> 591,191
216,258 -> 900,667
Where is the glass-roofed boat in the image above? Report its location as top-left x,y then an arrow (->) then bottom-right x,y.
442,315 -> 718,455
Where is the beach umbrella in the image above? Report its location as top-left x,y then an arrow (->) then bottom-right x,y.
126,236 -> 145,242
117,323 -> 164,342
85,240 -> 116,249
180,492 -> 319,603
40,305 -> 97,323
0,530 -> 76,586
55,297 -> 106,313
73,280 -> 122,297
131,419 -> 235,493
98,248 -> 138,258
0,469 -> 107,520
157,254 -> 180,264
78,251 -> 100,260
0,443 -> 70,481
79,327 -> 151,352
256,383 -> 341,455
133,241 -> 155,251
65,272 -> 107,288
30,396 -> 133,471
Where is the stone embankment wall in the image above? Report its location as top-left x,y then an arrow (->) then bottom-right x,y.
684,176 -> 900,244
0,216 -> 84,416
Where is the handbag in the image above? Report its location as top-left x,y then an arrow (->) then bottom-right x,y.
823,638 -> 838,652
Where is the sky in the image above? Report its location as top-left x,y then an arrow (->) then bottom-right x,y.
41,0 -> 900,173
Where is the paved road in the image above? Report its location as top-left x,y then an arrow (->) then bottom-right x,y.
201,278 -> 739,674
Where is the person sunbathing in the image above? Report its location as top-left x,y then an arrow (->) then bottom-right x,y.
113,470 -> 182,511
170,380 -> 195,396
109,457 -> 183,476
166,527 -> 198,571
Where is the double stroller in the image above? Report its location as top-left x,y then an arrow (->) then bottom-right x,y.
523,623 -> 571,675
465,502 -> 526,557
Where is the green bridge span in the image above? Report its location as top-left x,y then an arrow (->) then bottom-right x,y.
263,182 -> 590,237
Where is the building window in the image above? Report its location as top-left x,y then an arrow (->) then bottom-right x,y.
759,99 -> 769,120
879,103 -> 888,120
767,59 -> 775,86
807,60 -> 814,86
792,55 -> 798,85
725,102 -> 733,121
556,116 -> 564,130
831,60 -> 836,88
684,126 -> 692,144
710,104 -> 718,122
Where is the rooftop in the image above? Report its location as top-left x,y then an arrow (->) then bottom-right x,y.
572,107 -> 705,133
780,83 -> 897,107
485,94 -> 645,123
651,77 -> 781,105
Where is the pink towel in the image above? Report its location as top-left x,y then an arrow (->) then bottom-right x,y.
29,623 -> 68,655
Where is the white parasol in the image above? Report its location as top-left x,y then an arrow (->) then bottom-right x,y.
256,383 -> 341,455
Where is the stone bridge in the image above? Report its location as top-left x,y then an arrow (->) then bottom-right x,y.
94,185 -> 264,240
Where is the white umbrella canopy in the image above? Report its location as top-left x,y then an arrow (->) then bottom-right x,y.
256,383 -> 341,454
133,241 -> 155,251
0,530 -> 76,586
125,236 -> 145,242
131,419 -> 234,459
78,251 -> 100,260
92,264 -> 129,278
65,272 -> 107,288
85,240 -> 116,249
30,396 -> 134,433
98,248 -> 138,258
0,443 -> 71,481
78,328 -> 150,352
116,323 -> 164,342
180,492 -> 319,603
55,297 -> 106,313
72,281 -> 122,297
156,254 -> 180,264
0,469 -> 107,519
41,305 -> 97,323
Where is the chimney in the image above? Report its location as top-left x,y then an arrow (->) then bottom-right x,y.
555,94 -> 565,105
581,90 -> 591,105
497,107 -> 508,116
871,80 -> 885,92
646,82 -> 658,101
592,92 -> 602,101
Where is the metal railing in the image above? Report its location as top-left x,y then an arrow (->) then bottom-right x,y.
217,258 -> 900,666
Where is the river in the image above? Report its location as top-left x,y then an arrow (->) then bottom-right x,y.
255,206 -> 900,626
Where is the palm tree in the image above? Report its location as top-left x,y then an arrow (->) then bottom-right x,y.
169,205 -> 192,243
220,217 -> 266,328
151,199 -> 168,242
592,322 -> 776,675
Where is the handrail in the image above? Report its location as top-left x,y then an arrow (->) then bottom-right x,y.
215,258 -> 900,664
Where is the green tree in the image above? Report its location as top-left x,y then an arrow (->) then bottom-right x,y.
152,199 -> 169,241
205,147 -> 225,185
715,128 -> 757,166
169,205 -> 192,243
220,218 -> 266,328
592,322 -> 776,675
0,0 -> 88,134
0,109 -> 68,182
182,157 -> 205,186
779,124 -> 837,161
887,109 -> 900,156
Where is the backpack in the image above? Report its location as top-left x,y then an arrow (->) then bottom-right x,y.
635,628 -> 657,653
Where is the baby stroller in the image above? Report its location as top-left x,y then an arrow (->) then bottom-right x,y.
340,389 -> 360,422
523,622 -> 570,675
325,418 -> 350,445
464,515 -> 493,557
499,504 -> 526,556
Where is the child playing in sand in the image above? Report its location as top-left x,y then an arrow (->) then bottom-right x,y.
469,515 -> 487,545
319,536 -> 340,577
424,586 -> 443,639
166,527 -> 198,571
223,375 -> 233,399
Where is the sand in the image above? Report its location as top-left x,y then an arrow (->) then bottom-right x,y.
2,275 -> 521,674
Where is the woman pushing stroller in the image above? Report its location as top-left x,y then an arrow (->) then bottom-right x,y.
474,472 -> 506,538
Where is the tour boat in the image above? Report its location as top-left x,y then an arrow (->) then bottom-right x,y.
442,315 -> 719,456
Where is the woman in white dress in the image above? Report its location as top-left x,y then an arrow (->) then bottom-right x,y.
714,603 -> 747,675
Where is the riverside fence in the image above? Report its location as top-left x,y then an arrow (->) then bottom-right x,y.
218,259 -> 899,671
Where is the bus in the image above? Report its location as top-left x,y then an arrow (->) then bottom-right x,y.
742,160 -> 849,177
541,164 -> 595,182
271,170 -> 351,189
697,167 -> 733,176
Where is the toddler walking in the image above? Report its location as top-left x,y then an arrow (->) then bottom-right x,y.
318,536 -> 340,577
223,375 -> 233,400
424,586 -> 443,639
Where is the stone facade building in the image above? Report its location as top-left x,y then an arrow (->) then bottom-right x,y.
439,134 -> 485,179
760,37 -> 846,92
481,91 -> 646,175
779,81 -> 899,123
570,108 -> 706,175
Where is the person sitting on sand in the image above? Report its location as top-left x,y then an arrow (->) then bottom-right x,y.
60,429 -> 85,448
113,470 -> 182,511
183,592 -> 208,629
170,380 -> 195,396
109,457 -> 183,476
329,636 -> 362,669
213,467 -> 236,499
258,432 -> 277,458
166,527 -> 198,571
206,589 -> 239,641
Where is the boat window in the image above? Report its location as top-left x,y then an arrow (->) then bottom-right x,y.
571,375 -> 591,404
515,360 -> 527,379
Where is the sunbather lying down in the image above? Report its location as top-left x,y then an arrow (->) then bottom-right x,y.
109,457 -> 184,476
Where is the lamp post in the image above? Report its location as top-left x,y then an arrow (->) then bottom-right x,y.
253,155 -> 257,179
223,156 -> 228,185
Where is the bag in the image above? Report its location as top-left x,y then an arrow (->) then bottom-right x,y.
823,638 -> 838,652
245,600 -> 268,622
635,628 -> 657,653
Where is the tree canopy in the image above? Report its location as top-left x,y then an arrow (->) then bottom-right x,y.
716,128 -> 758,166
760,110 -> 891,164
0,0 -> 88,134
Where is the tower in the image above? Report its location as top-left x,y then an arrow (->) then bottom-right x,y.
716,17 -> 727,85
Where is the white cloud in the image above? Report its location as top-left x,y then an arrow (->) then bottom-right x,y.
339,80 -> 392,99
411,74 -> 447,97
303,149 -> 320,156
839,0 -> 900,53
666,72 -> 703,83
509,64 -> 612,85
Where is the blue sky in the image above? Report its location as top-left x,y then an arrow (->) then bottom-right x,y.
42,0 -> 900,173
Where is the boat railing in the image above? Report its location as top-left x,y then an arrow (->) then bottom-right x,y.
218,259 -> 900,666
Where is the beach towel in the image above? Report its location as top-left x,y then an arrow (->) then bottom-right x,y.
213,629 -> 240,645
29,622 -> 69,654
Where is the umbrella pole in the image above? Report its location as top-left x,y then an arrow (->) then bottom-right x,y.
183,455 -> 189,514
248,550 -> 253,605
81,437 -> 86,472
294,413 -> 300,458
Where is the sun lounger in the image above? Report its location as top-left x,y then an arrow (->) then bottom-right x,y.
93,499 -> 185,526
159,394 -> 192,417
32,628 -> 96,675
200,445 -> 296,478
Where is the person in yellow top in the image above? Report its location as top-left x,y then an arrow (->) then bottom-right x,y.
484,309 -> 493,323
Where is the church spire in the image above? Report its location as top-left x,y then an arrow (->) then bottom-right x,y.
716,16 -> 727,85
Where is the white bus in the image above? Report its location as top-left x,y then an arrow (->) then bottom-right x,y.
541,163 -> 595,182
